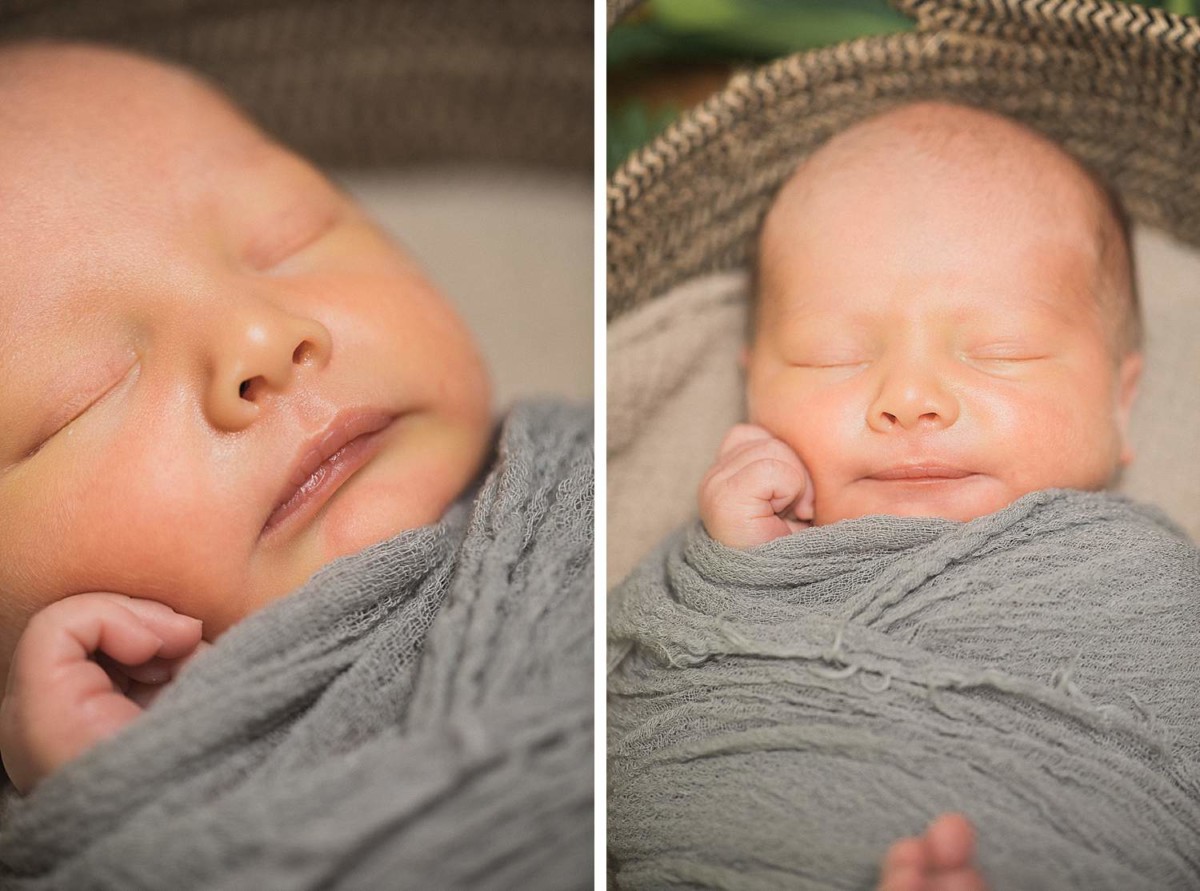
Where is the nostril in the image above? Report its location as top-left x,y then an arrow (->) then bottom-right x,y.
292,341 -> 313,365
882,412 -> 898,425
239,377 -> 260,401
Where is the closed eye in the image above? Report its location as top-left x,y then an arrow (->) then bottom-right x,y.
964,336 -> 1049,362
24,362 -> 138,460
243,205 -> 340,271
968,354 -> 1049,362
792,359 -> 870,369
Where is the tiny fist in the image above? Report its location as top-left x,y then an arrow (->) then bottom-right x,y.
0,593 -> 206,795
700,425 -> 815,549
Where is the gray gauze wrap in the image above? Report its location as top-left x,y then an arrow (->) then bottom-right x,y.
608,490 -> 1200,890
0,401 -> 593,891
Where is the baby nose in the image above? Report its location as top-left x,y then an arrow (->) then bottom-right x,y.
867,369 -> 959,433
206,310 -> 332,431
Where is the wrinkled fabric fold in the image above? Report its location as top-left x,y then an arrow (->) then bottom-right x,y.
608,490 -> 1200,890
1,401 -> 594,891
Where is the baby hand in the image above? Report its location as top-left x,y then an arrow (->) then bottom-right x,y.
699,424 -> 815,549
877,813 -> 987,891
0,592 -> 207,795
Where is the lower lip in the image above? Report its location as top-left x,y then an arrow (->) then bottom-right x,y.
262,425 -> 391,537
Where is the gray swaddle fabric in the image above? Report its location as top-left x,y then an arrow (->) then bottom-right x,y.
608,490 -> 1200,890
0,400 -> 593,891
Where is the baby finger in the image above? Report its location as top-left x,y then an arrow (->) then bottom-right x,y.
110,598 -> 204,659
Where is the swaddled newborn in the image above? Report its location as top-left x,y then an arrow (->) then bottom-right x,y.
0,41 -> 492,794
608,102 -> 1200,891
0,48 -> 592,891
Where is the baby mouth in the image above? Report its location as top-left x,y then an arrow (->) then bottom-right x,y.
262,410 -> 395,537
865,464 -> 975,481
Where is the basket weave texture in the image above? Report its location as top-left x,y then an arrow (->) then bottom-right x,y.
608,0 -> 1200,319
1,0 -> 593,170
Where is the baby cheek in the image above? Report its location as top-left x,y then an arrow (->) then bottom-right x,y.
749,374 -> 850,462
748,371 -> 803,440
980,383 -> 1085,452
68,441 -> 248,612
973,379 -> 1119,488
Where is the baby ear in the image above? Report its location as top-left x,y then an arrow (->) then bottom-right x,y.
1115,351 -> 1143,466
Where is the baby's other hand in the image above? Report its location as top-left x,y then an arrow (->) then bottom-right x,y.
0,592 -> 207,795
699,424 -> 814,549
877,813 -> 988,891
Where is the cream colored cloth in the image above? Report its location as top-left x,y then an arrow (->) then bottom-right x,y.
608,225 -> 1200,585
340,167 -> 593,408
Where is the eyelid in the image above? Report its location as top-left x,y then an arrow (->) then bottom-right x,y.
967,351 -> 1049,362
964,336 -> 1047,358
790,351 -> 871,369
243,204 -> 341,271
794,361 -> 869,369
25,361 -> 139,459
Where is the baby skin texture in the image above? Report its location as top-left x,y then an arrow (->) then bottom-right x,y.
698,102 -> 1143,888
0,44 -> 492,793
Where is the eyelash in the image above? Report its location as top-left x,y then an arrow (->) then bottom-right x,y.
25,411 -> 80,460
968,354 -> 1047,363
792,355 -> 869,369
789,354 -> 1047,373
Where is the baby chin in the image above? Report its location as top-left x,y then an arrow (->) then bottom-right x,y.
314,437 -> 467,560
815,474 -> 1016,525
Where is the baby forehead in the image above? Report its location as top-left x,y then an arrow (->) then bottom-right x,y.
810,102 -> 1078,175
0,50 -> 299,288
0,44 -> 270,195
758,106 -> 1114,291
772,103 -> 1108,219
773,285 -> 1087,327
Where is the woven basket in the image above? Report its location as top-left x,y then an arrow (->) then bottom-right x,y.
0,0 -> 592,170
608,0 -> 1200,319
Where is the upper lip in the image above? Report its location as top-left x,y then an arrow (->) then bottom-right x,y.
865,463 -> 975,480
266,408 -> 395,527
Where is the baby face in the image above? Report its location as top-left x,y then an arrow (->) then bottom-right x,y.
747,105 -> 1141,527
0,46 -> 491,677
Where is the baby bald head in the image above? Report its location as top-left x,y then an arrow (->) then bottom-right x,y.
0,40 -> 249,124
0,41 -> 274,205
758,101 -> 1139,359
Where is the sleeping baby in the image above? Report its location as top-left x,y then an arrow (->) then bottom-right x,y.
608,102 -> 1200,890
0,42 -> 592,889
